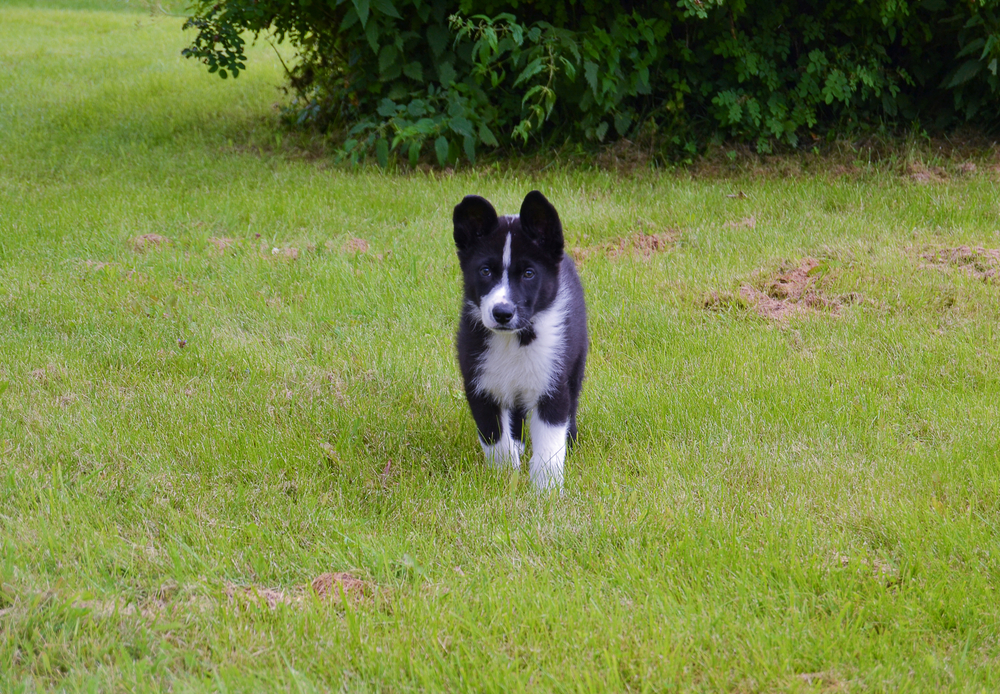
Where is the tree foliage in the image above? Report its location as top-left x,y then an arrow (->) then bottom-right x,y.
183,0 -> 1000,162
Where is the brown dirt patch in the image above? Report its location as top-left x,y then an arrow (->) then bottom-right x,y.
84,260 -> 117,271
42,572 -> 375,621
572,225 -> 679,262
310,572 -> 370,599
208,237 -> 236,254
226,572 -> 372,609
908,162 -> 948,184
706,258 -> 860,320
56,393 -> 79,408
593,137 -> 655,172
919,246 -> 1000,282
269,246 -> 300,260
28,364 -> 65,386
724,215 -> 756,230
131,234 -> 169,252
344,237 -> 370,253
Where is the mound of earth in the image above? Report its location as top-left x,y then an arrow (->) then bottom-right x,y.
706,258 -> 861,320
920,246 -> 1000,282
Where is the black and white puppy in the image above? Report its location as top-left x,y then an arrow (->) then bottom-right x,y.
453,191 -> 588,490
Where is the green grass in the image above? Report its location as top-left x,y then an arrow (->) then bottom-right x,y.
2,2 -> 1000,691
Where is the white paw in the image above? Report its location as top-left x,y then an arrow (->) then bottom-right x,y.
528,458 -> 564,492
481,437 -> 523,469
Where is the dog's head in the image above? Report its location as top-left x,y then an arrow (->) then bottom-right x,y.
453,190 -> 565,333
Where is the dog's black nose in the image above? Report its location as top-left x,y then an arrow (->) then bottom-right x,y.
492,302 -> 515,325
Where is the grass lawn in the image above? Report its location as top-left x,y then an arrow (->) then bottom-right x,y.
2,1 -> 1000,691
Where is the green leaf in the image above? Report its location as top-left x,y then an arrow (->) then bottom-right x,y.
614,111 -> 632,136
595,121 -> 609,141
403,61 -> 424,82
957,37 -> 985,59
513,57 -> 545,88
449,116 -> 473,137
371,0 -> 401,18
463,134 -> 475,163
340,6 -> 359,29
584,61 -> 599,96
437,61 -> 456,86
365,19 -> 380,51
376,138 -> 389,168
407,99 -> 427,117
636,67 -> 651,95
434,135 -> 449,166
352,0 -> 369,28
377,98 -> 397,117
478,123 -> 499,147
414,117 -> 436,134
427,24 -> 450,56
946,59 -> 982,88
561,56 -> 577,81
408,140 -> 421,166
379,44 -> 399,75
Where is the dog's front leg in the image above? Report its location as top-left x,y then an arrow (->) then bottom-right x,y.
528,395 -> 570,491
468,394 -> 523,469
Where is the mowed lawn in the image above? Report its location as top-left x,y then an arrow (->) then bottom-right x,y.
2,2 -> 1000,691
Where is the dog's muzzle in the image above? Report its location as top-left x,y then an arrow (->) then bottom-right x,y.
491,301 -> 516,328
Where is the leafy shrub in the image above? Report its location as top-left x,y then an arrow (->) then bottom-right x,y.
182,0 -> 1000,163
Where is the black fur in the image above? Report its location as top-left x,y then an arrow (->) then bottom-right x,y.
453,191 -> 588,458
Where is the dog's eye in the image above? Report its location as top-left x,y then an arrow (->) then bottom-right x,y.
523,268 -> 535,279
479,266 -> 491,277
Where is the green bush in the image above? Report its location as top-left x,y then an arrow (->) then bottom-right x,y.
182,0 -> 1000,163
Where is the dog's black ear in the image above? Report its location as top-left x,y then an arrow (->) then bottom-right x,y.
453,195 -> 498,252
520,190 -> 563,261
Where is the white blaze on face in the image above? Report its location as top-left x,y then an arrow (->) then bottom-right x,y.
479,232 -> 513,330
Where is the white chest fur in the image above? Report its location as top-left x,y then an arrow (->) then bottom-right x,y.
472,291 -> 568,408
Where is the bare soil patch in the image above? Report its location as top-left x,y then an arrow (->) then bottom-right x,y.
34,572 -> 375,622
267,246 -> 300,260
706,258 -> 861,320
919,246 -> 1000,282
724,215 -> 756,230
572,225 -> 678,262
310,572 -> 370,599
208,237 -> 237,254
83,260 -> 117,271
907,162 -> 948,184
225,572 -> 371,608
131,234 -> 169,252
28,363 -> 65,386
344,237 -> 370,253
